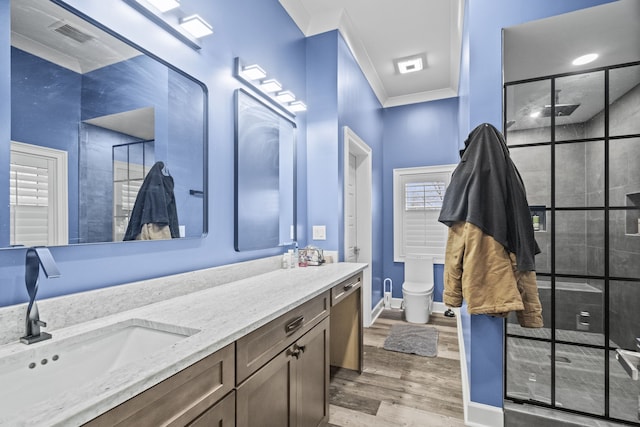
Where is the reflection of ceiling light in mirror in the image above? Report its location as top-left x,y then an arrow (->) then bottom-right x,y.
260,79 -> 282,93
146,0 -> 180,12
289,101 -> 307,112
179,14 -> 213,38
275,91 -> 296,103
572,53 -> 598,66
242,64 -> 266,80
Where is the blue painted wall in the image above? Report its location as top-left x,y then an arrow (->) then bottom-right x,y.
460,0 -> 617,408
381,98 -> 460,303
336,33 -> 384,307
0,0 -> 308,307
306,30 -> 384,308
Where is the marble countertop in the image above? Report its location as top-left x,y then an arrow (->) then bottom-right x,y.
0,262 -> 366,426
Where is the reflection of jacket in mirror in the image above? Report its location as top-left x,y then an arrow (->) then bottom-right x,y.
123,161 -> 179,241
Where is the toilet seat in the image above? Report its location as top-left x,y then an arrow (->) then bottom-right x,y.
402,281 -> 433,294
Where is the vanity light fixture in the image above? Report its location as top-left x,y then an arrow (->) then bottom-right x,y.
242,64 -> 267,80
233,57 -> 306,117
123,0 -> 210,50
572,53 -> 598,66
275,91 -> 296,103
260,79 -> 283,93
288,101 -> 307,112
146,0 -> 180,13
179,14 -> 213,38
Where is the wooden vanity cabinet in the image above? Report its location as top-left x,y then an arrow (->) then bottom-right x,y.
236,291 -> 331,427
236,316 -> 330,427
83,271 -> 363,427
330,272 -> 363,372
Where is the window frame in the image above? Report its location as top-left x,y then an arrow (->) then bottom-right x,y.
393,164 -> 456,262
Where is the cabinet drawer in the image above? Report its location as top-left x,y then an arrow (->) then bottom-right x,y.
236,291 -> 330,384
187,390 -> 235,427
84,343 -> 235,427
331,272 -> 362,306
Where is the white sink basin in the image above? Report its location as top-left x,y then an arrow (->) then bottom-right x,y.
616,348 -> 640,381
0,319 -> 199,419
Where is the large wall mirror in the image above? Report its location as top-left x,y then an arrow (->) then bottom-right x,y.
234,89 -> 296,251
4,0 -> 207,248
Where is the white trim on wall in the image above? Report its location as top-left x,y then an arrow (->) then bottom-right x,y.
392,164 -> 456,262
453,307 -> 505,427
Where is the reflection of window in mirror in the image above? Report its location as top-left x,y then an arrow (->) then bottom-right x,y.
10,141 -> 68,247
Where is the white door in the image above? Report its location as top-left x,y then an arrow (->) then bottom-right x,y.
343,127 -> 373,326
345,153 -> 358,262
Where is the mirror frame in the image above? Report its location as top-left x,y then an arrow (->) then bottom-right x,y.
4,0 -> 209,249
234,88 -> 297,251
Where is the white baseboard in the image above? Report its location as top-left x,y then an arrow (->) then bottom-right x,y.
453,307 -> 504,427
432,301 -> 446,314
369,298 -> 384,327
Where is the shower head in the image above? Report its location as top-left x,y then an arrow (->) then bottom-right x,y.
539,103 -> 581,117
539,89 -> 580,117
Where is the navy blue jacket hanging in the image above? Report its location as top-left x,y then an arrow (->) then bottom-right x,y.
123,161 -> 179,240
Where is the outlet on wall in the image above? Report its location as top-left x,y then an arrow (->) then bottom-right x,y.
312,225 -> 326,240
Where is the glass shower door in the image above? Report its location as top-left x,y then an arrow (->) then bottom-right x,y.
504,62 -> 640,424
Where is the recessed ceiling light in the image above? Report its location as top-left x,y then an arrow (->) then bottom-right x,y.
394,53 -> 427,75
572,53 -> 598,66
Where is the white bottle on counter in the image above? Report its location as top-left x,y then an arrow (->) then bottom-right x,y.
281,252 -> 289,269
288,249 -> 296,269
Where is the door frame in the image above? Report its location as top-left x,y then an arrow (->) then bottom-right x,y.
342,126 -> 373,327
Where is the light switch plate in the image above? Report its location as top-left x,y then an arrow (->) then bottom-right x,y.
312,225 -> 326,240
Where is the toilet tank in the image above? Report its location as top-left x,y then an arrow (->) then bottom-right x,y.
404,255 -> 434,284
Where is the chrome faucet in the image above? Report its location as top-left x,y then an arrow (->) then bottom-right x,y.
20,247 -> 60,345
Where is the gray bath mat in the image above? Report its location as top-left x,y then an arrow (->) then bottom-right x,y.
383,324 -> 438,357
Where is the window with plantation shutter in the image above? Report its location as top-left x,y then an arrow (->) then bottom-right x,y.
393,164 -> 456,261
10,142 -> 68,247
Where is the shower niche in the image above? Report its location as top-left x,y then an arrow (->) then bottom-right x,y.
504,61 -> 640,424
625,192 -> 640,235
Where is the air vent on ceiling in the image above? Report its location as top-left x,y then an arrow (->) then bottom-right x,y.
51,22 -> 93,43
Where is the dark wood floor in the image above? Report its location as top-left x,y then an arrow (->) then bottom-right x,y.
328,310 -> 465,426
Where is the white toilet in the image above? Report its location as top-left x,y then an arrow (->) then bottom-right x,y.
402,255 -> 435,324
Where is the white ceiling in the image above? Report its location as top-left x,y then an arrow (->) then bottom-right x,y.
11,0 -> 140,74
280,0 -> 640,110
279,0 -> 464,108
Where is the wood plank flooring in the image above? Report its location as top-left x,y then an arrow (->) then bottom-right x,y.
328,310 -> 465,426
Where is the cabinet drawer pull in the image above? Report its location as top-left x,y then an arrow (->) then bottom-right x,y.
285,316 -> 304,334
343,279 -> 359,291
